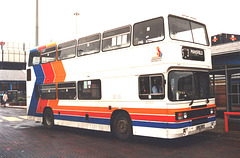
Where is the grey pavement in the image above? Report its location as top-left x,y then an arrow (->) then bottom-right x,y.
3,105 -> 240,139
1,106 -> 240,158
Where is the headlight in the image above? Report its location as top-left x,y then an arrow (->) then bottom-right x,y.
176,112 -> 188,120
210,108 -> 214,114
183,112 -> 188,119
210,108 -> 217,114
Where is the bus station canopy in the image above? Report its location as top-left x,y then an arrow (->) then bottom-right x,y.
212,41 -> 240,65
0,70 -> 25,81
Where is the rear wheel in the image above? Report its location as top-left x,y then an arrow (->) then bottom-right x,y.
43,108 -> 54,128
112,112 -> 132,140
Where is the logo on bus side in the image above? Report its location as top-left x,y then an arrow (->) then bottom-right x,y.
151,47 -> 163,62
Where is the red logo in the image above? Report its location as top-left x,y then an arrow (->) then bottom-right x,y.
156,47 -> 162,57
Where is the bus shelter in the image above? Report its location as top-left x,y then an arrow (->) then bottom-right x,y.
211,40 -> 240,114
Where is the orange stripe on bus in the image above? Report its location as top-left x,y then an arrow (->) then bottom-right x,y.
52,60 -> 66,83
51,104 -> 216,116
167,104 -> 216,115
48,100 -> 59,109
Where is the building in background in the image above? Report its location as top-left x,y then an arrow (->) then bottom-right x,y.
211,33 -> 240,116
0,41 -> 32,106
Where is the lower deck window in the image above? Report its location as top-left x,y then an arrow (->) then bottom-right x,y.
58,82 -> 76,100
78,80 -> 101,100
139,74 -> 164,99
41,84 -> 56,100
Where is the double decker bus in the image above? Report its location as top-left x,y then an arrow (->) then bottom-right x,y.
27,14 -> 216,139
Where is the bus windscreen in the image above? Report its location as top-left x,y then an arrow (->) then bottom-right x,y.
169,15 -> 209,46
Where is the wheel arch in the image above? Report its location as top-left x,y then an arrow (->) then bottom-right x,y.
43,106 -> 53,114
110,109 -> 132,132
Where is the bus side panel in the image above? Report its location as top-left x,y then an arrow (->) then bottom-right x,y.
28,64 -> 44,116
51,107 -> 111,132
36,63 -> 55,113
36,99 -> 48,113
54,119 -> 111,132
133,126 -> 168,138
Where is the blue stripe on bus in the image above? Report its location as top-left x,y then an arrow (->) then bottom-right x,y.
53,115 -> 214,129
132,120 -> 167,128
54,115 -> 189,129
54,115 -> 111,125
28,64 -> 45,116
168,122 -> 192,128
53,115 -> 216,129
208,116 -> 216,122
133,121 -> 191,129
30,48 -> 38,53
34,64 -> 45,83
31,114 -> 216,129
33,113 -> 42,117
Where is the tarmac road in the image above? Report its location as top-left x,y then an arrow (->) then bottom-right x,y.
0,107 -> 240,158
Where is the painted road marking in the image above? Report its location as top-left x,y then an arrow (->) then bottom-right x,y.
1,117 -> 23,122
19,116 -> 28,119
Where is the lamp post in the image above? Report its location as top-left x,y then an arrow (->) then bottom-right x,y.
74,12 -> 80,35
36,0 -> 39,46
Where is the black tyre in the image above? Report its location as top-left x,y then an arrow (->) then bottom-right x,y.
112,112 -> 132,140
43,108 -> 54,128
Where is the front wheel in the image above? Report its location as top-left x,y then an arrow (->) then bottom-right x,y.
43,108 -> 54,128
112,112 -> 132,140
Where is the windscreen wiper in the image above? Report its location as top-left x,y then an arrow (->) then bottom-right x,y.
189,99 -> 194,106
206,98 -> 209,103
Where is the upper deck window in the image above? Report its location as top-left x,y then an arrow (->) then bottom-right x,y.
78,33 -> 100,56
169,15 -> 209,46
28,49 -> 40,66
41,46 -> 56,64
133,17 -> 164,46
58,40 -> 76,60
102,25 -> 131,52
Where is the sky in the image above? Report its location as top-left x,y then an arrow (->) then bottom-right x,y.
0,0 -> 240,47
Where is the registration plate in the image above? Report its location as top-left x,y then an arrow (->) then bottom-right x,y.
196,125 -> 205,131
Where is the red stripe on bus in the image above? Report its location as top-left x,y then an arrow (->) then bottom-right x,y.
54,104 -> 215,116
42,63 -> 55,83
130,114 -> 173,122
36,99 -> 48,113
